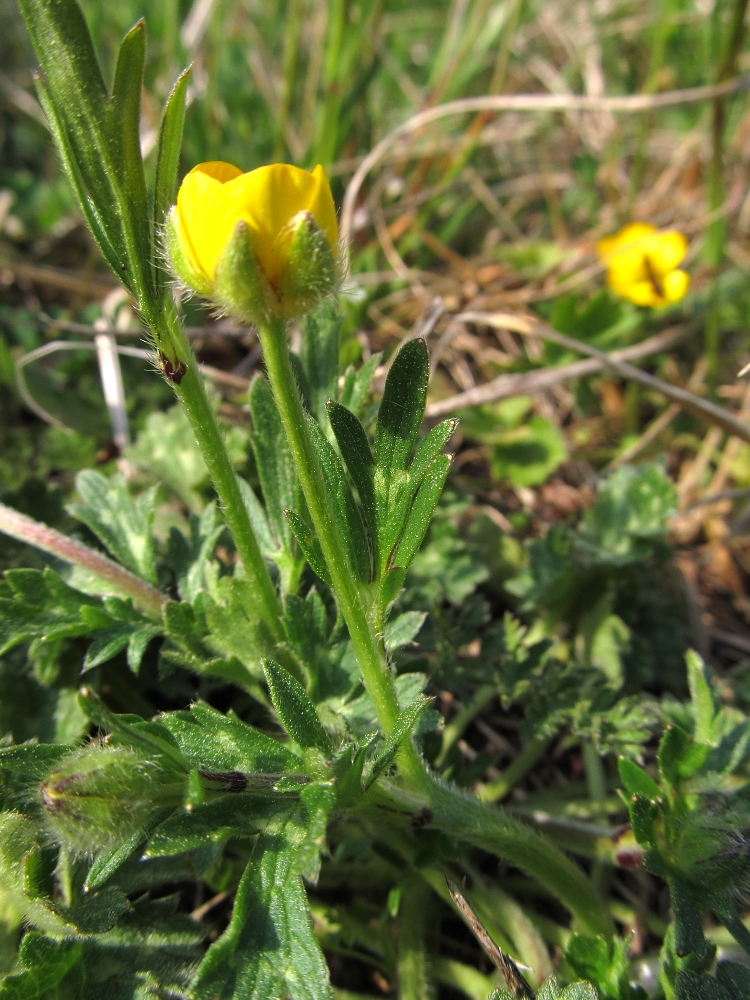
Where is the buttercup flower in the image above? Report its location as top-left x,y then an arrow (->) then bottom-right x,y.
597,222 -> 690,308
167,161 -> 339,322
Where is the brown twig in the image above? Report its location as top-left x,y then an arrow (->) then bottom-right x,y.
446,879 -> 535,999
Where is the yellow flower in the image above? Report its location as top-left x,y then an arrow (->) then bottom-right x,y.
167,161 -> 339,321
597,223 -> 690,308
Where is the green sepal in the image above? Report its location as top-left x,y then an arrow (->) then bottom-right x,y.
215,219 -> 275,322
277,212 -> 338,318
393,454 -> 451,570
263,659 -> 332,755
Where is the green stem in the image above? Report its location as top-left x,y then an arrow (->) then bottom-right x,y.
397,874 -> 433,1000
258,318 -> 609,932
156,308 -> 284,645
372,779 -> 614,938
257,318 -> 405,735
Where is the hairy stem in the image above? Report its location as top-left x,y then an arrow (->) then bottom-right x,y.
373,779 -> 614,938
257,319 -> 404,732
0,502 -> 164,619
156,305 -> 284,644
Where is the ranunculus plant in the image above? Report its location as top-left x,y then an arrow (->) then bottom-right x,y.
0,1 -> 621,997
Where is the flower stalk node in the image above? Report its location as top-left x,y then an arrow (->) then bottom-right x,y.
158,349 -> 187,385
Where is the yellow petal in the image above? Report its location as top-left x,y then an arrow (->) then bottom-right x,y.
598,223 -> 656,262
607,272 -> 660,307
176,162 -> 244,280
308,164 -> 339,252
606,250 -> 648,287
224,163 -> 338,283
646,231 -> 688,275
662,269 -> 690,303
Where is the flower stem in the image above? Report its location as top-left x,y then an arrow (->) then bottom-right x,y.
257,318 -> 406,730
156,306 -> 284,644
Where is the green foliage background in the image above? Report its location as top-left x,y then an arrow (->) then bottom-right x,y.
2,0 -> 750,998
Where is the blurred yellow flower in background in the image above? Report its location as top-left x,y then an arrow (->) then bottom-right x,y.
167,160 -> 339,322
597,222 -> 690,308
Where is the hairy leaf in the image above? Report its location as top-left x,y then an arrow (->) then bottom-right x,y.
263,660 -> 332,755
190,810 -> 333,1000
249,376 -> 298,552
68,471 -> 158,584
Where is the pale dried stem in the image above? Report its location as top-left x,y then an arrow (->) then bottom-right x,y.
450,313 -> 750,445
341,75 -> 750,250
0,502 -> 164,619
425,323 -> 690,417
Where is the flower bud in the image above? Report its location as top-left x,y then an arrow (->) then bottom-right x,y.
40,744 -> 184,856
167,161 -> 339,323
